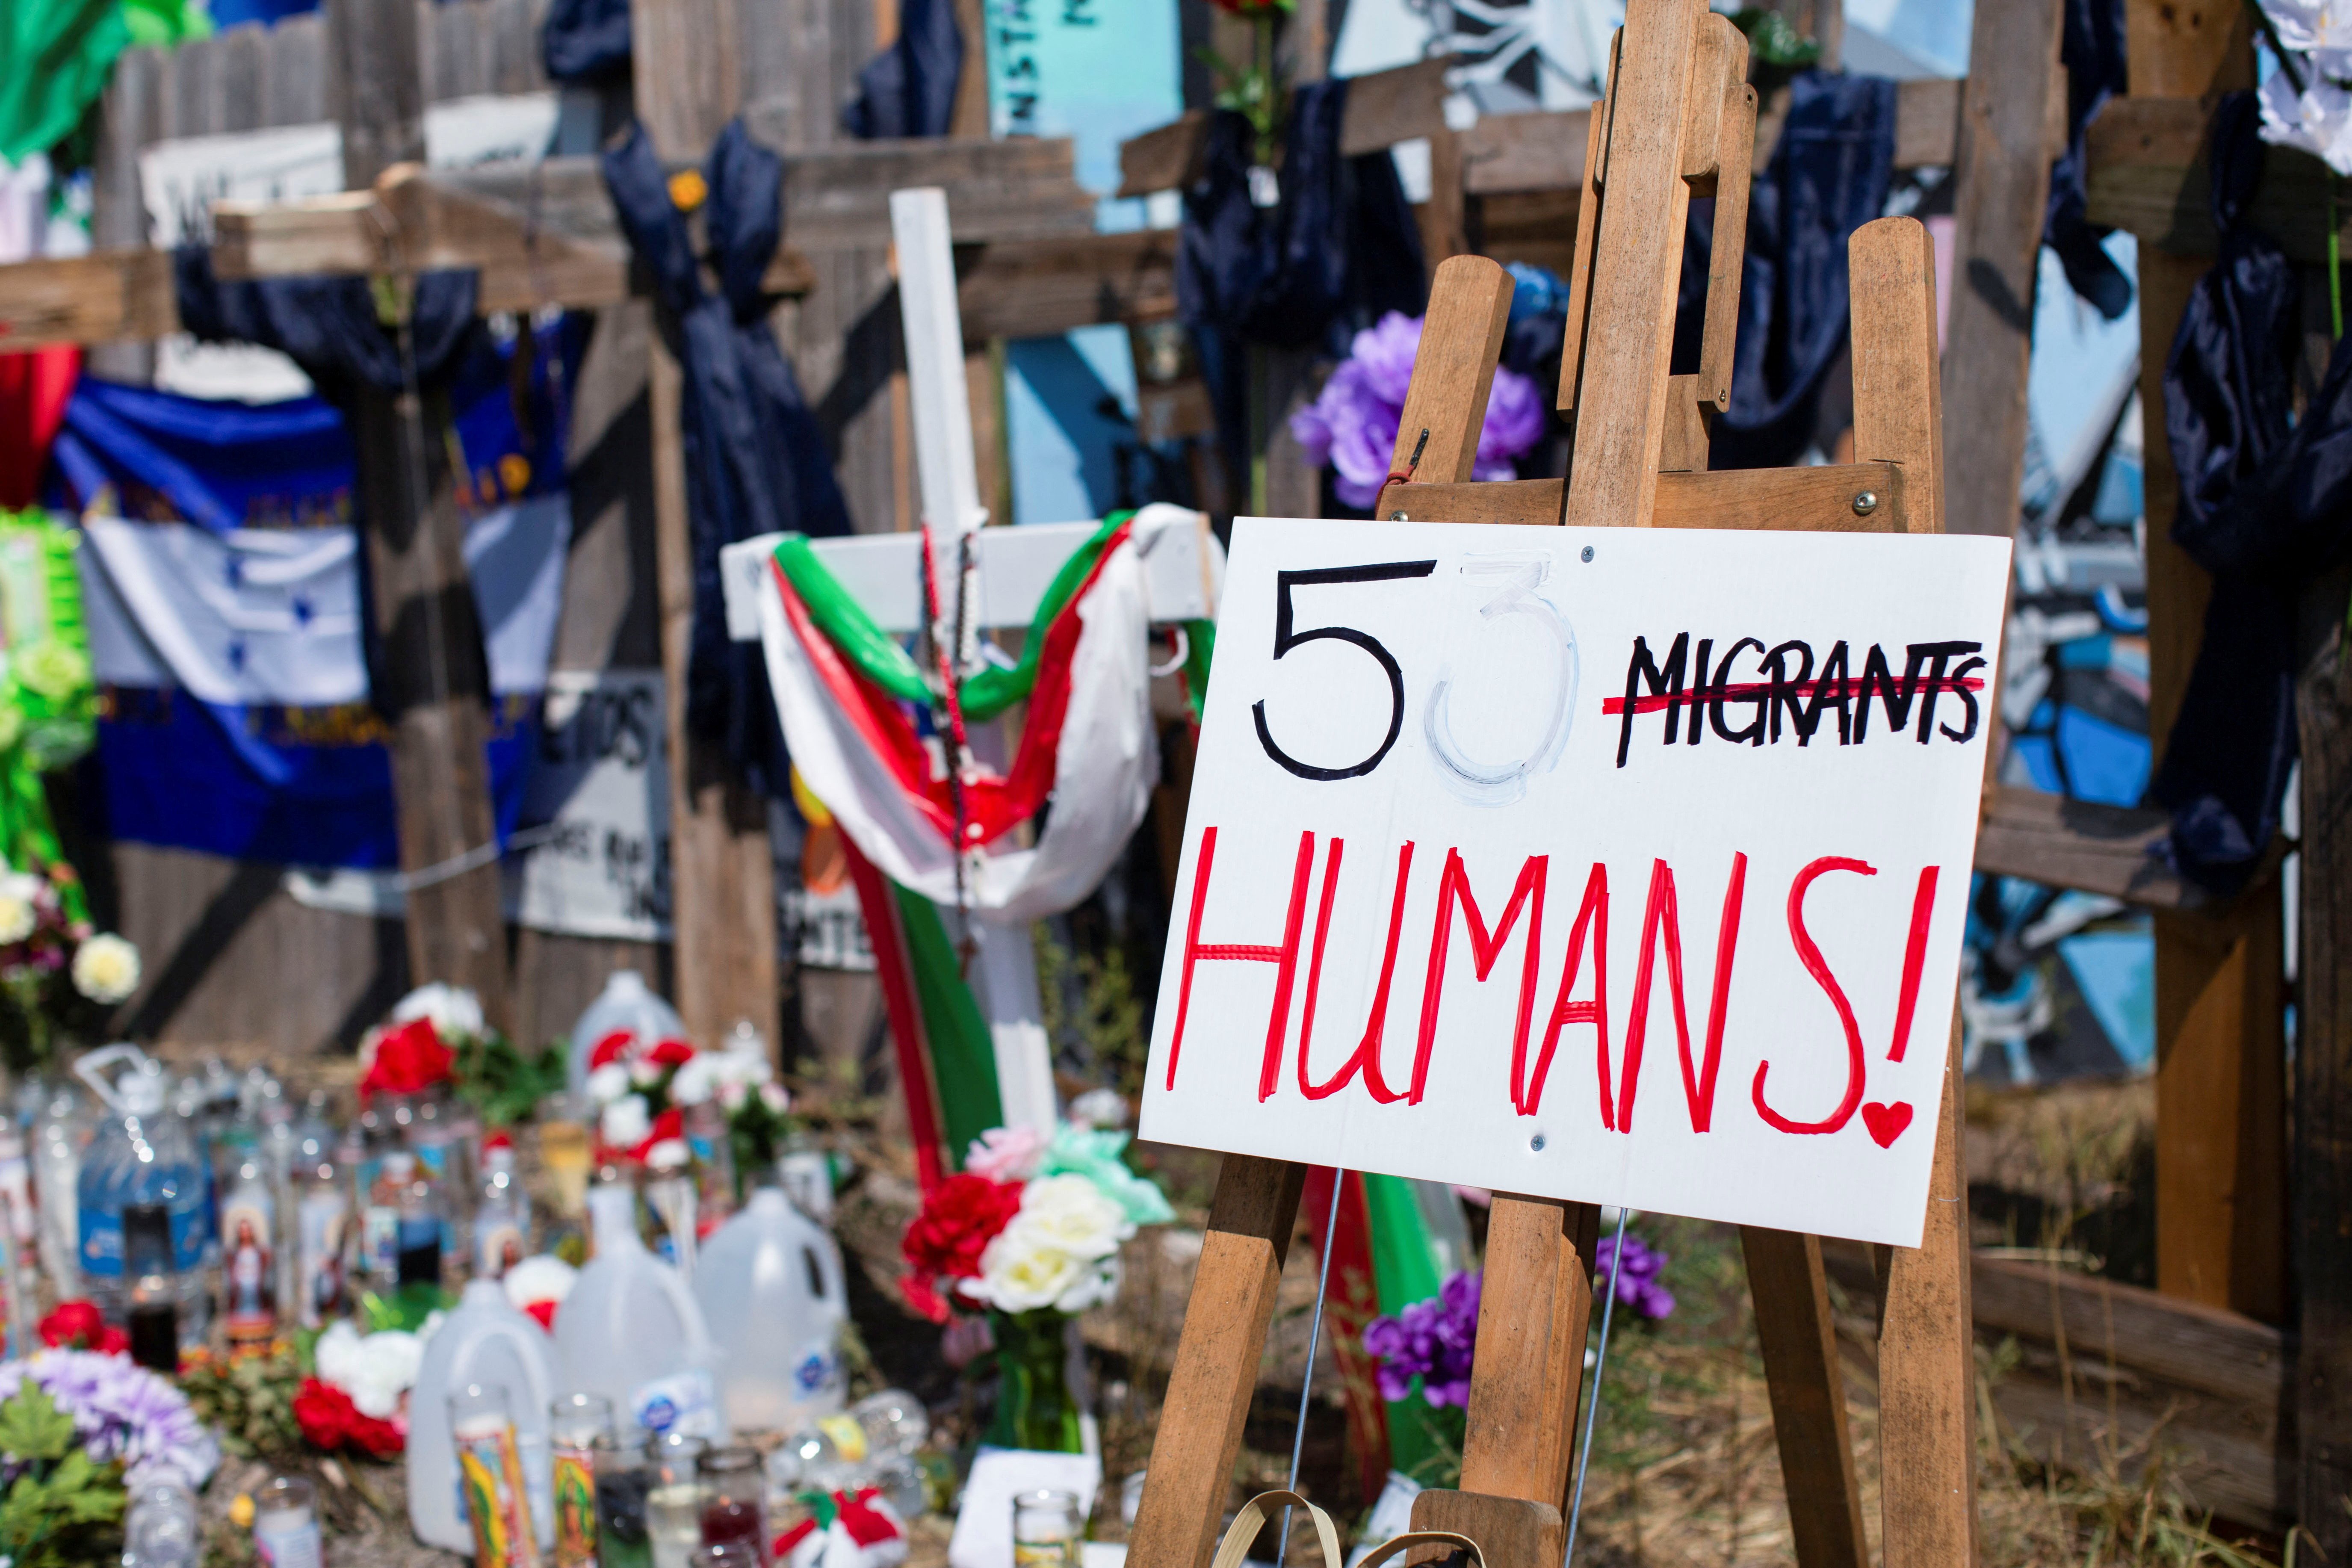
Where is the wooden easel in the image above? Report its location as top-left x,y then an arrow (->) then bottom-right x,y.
1125,3 -> 1977,1567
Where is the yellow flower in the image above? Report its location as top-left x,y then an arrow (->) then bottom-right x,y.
668,170 -> 708,212
230,1494 -> 256,1529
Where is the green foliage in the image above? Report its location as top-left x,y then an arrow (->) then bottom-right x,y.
450,1031 -> 568,1128
728,1091 -> 797,1194
0,1382 -> 126,1568
1035,936 -> 1148,1099
180,1347 -> 306,1462
1727,6 -> 1822,67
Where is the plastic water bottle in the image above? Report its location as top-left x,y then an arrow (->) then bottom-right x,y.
566,972 -> 686,1101
556,1186 -> 722,1441
409,1279 -> 563,1554
73,1045 -> 209,1340
31,1084 -> 86,1298
475,1137 -> 531,1281
122,1477 -> 201,1568
691,1187 -> 847,1435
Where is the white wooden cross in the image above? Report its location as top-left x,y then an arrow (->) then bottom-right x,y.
719,187 -> 1225,1136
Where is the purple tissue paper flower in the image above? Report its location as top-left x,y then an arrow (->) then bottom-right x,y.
0,1349 -> 220,1489
1594,1233 -> 1675,1321
1362,1269 -> 1481,1408
1290,314 -> 1545,508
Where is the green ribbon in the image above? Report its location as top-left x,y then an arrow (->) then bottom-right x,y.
771,511 -> 1215,722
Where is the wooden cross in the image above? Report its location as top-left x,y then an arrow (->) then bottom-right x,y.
1124,6 -> 1976,1568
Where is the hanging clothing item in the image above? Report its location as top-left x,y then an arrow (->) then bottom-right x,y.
1698,70 -> 1897,471
2151,92 -> 2309,897
0,0 -> 129,164
2045,0 -> 2132,319
542,0 -> 632,84
1176,78 -> 1426,502
173,249 -> 488,404
602,119 -> 852,799
840,0 -> 963,139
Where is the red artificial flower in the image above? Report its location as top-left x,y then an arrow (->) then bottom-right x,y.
899,1172 -> 1022,1320
359,1017 -> 455,1101
836,1489 -> 901,1547
39,1300 -> 128,1355
295,1377 -> 405,1458
521,1299 -> 559,1333
775,1518 -> 821,1559
589,1029 -> 636,1071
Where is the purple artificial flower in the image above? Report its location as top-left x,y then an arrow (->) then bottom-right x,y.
1288,313 -> 1547,509
0,1349 -> 220,1488
1594,1233 -> 1675,1321
1362,1268 -> 1481,1409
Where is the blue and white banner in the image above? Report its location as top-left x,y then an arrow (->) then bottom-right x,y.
60,324 -> 577,872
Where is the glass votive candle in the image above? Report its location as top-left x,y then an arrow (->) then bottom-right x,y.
697,1445 -> 767,1560
1012,1488 -> 1084,1568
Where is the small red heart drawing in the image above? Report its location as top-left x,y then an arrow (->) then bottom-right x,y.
1860,1101 -> 1914,1148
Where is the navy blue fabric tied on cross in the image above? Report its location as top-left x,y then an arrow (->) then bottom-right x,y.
1176,76 -> 1427,505
173,248 -> 486,403
2044,0 -> 2132,319
1678,69 -> 1897,472
542,0 -> 633,85
602,118 -> 853,800
841,0 -> 964,139
2148,92 -> 2334,898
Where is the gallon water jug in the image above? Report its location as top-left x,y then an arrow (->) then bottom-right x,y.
692,1187 -> 849,1434
555,1186 -> 722,1441
72,1046 -> 210,1341
407,1279 -> 561,1553
566,972 -> 688,1101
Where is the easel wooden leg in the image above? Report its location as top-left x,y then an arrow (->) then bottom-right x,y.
1877,1020 -> 1978,1568
1461,1195 -> 1599,1507
1129,1156 -> 1308,1568
1740,1227 -> 1869,1568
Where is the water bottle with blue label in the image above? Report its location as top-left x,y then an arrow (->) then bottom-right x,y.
73,1045 -> 211,1343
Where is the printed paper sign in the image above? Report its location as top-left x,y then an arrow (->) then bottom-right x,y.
1140,518 -> 2012,1247
508,668 -> 672,941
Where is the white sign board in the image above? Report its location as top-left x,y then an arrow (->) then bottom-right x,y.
508,668 -> 672,941
1140,519 -> 2012,1247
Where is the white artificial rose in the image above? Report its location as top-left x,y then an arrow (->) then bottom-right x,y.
314,1320 -> 428,1419
1054,1254 -> 1122,1315
70,933 -> 141,1004
503,1254 -> 578,1313
646,1137 -> 692,1171
668,1054 -> 716,1106
587,1062 -> 632,1104
601,1094 -> 651,1149
717,1047 -> 772,1086
1008,1173 -> 1129,1260
967,1230 -> 1088,1314
390,981 -> 485,1039
0,895 -> 33,945
757,1082 -> 789,1114
628,1057 -> 662,1088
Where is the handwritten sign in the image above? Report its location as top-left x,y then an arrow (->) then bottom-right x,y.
1140,519 -> 2012,1246
510,669 -> 672,941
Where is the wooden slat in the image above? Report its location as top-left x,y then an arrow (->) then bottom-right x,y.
1893,78 -> 1962,168
1383,462 -> 1907,532
1741,1228 -> 1869,1568
1405,1491 -> 1562,1568
1117,109 -> 1210,198
1389,254 -> 1515,487
1972,784 -> 2201,908
2085,95 -> 2352,261
1462,110 -> 1589,196
269,15 -> 330,125
1127,1157 -> 1308,1568
1848,218 -> 1944,535
0,251 -> 177,350
1460,1196 -> 1598,1509
1694,19 -> 1753,414
1554,67 -> 1608,411
1938,0 -> 2063,540
954,230 -> 1179,342
1560,0 -> 1699,530
2297,614 -> 2352,1555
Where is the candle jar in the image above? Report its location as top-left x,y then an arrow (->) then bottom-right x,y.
645,1432 -> 709,1568
452,1382 -> 540,1568
592,1435 -> 654,1568
697,1445 -> 767,1562
1012,1488 -> 1084,1568
251,1474 -> 321,1568
550,1393 -> 615,1568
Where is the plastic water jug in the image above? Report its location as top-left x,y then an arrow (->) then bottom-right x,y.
407,1279 -> 561,1553
692,1187 -> 849,1434
566,972 -> 688,1101
556,1186 -> 722,1441
72,1046 -> 210,1340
